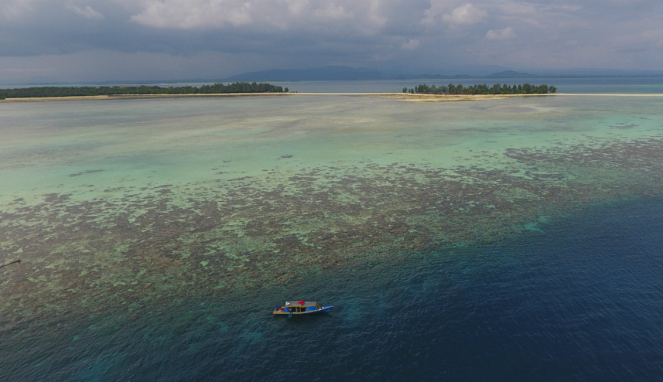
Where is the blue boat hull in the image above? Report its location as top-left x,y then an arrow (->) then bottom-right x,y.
273,306 -> 333,316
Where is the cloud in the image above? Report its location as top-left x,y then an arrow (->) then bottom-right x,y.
643,29 -> 663,45
1,0 -> 36,20
129,0 -> 389,32
131,0 -> 253,29
2,0 -> 663,82
486,27 -> 515,41
400,38 -> 420,50
442,3 -> 487,26
367,0 -> 388,29
311,3 -> 352,21
67,3 -> 104,20
279,0 -> 309,17
421,0 -> 443,25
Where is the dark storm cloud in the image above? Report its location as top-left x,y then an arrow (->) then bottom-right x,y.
1,0 -> 662,82
1,0 -> 430,56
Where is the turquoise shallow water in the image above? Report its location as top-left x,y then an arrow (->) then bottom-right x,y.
1,90 -> 663,380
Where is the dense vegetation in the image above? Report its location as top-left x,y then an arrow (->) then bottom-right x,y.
402,83 -> 556,95
0,82 -> 286,99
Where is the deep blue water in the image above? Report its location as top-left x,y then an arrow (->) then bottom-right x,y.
3,197 -> 663,381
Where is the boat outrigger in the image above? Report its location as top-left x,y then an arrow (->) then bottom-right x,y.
273,301 -> 333,316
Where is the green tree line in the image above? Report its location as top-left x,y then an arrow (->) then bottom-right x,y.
0,82 -> 287,99
402,83 -> 557,95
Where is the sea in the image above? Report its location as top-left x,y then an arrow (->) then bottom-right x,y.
1,78 -> 663,381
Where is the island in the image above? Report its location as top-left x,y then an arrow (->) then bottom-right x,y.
403,83 -> 556,95
0,82 -> 287,100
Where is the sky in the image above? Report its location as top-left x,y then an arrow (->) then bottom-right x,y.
1,0 -> 662,83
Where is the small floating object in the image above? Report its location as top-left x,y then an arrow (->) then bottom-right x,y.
273,301 -> 333,316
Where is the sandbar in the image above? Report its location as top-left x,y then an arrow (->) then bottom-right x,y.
0,93 -> 290,103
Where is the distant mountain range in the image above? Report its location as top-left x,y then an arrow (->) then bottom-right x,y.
223,66 -> 479,82
223,66 -> 385,81
485,70 -> 532,78
222,66 -> 663,82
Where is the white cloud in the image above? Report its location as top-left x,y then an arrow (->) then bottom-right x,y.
486,27 -> 515,40
442,3 -> 487,26
400,38 -> 420,50
367,0 -> 388,29
131,0 -> 254,29
67,3 -> 105,20
1,0 -> 36,19
130,0 -> 388,32
278,0 -> 310,17
311,3 -> 352,21
421,0 -> 442,25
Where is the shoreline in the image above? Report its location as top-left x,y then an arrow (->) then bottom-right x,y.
0,93 -> 291,103
2,92 -> 663,103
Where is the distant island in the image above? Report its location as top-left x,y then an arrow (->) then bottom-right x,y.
0,82 -> 286,100
403,83 -> 556,95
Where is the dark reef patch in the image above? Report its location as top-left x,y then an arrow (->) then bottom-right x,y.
69,169 -> 104,177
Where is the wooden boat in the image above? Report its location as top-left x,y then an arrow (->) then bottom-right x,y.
273,301 -> 333,316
